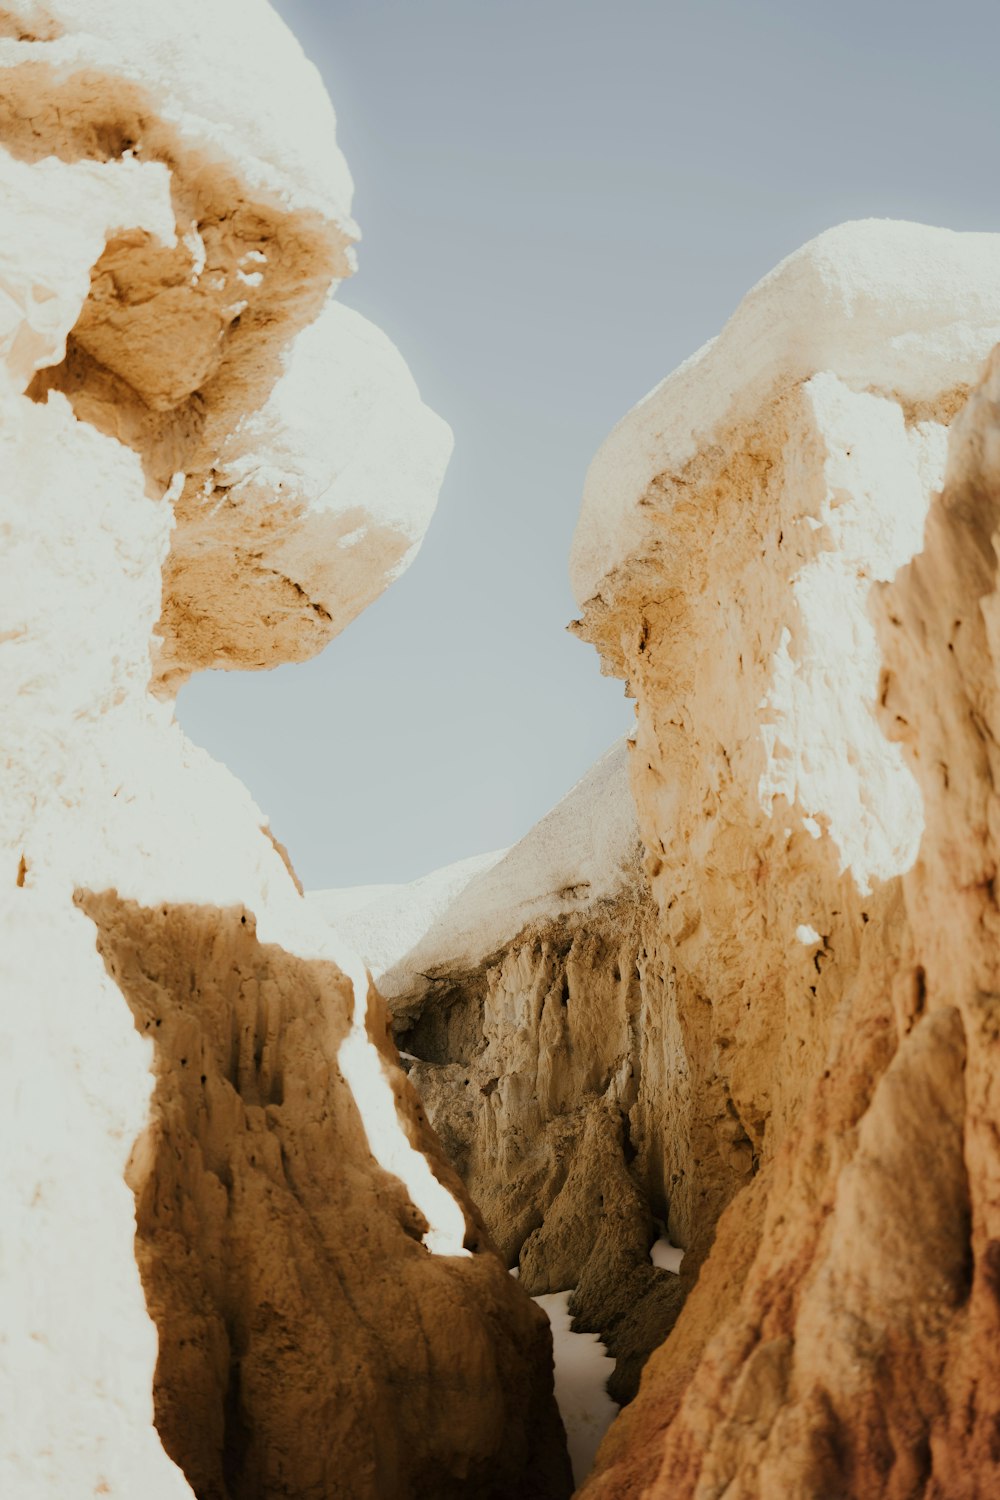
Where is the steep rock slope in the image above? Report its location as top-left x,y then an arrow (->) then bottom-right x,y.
568,221 -> 1000,1497
0,4 -> 569,1497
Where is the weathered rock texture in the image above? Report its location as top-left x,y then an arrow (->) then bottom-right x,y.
80,893 -> 566,1500
0,4 -> 569,1497
322,221 -> 1000,1495
314,746 -> 694,1405
400,888 -> 689,1409
565,223 -> 1000,1497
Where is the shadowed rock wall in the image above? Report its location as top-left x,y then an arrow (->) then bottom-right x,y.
397,890 -> 690,1405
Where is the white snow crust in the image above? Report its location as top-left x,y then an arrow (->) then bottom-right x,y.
310,850 -> 508,986
571,221 -> 1000,894
0,150 -> 175,390
334,946 -> 471,1260
0,5 -> 462,1491
649,1237 -> 684,1274
310,740 -> 640,996
572,220 -> 1000,605
209,297 -> 453,632
756,373 -> 948,889
0,0 -> 356,228
533,1292 -> 618,1488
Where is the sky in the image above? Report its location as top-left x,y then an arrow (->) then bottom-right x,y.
177,0 -> 1000,891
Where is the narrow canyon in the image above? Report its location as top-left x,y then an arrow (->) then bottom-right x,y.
4,3 -> 1000,1499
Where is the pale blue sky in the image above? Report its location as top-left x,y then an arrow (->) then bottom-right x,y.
178,0 -> 1000,889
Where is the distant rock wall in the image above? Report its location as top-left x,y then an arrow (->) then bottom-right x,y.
312,744 -> 701,1403
0,3 -> 569,1497
569,223 -> 1000,1498
401,887 -> 689,1407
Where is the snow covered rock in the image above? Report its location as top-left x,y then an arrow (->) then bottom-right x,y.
568,223 -> 1000,1498
0,4 -> 569,1497
312,739 -> 640,999
4,0 -> 451,690
571,219 -> 1000,610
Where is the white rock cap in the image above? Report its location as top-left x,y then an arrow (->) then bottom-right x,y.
0,0 -> 356,226
571,220 -> 1000,605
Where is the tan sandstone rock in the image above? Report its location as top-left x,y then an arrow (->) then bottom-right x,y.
80,893 -> 568,1500
567,223 -> 1000,1497
319,232 -> 1000,1461
324,220 -> 1000,1495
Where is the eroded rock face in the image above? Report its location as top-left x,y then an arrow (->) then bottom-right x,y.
566,224 -> 1000,1496
313,747 -> 702,1404
401,891 -> 688,1406
871,346 -> 1000,1494
2,0 -> 448,691
80,894 -> 567,1500
323,232 -> 1000,1441
0,4 -> 569,1496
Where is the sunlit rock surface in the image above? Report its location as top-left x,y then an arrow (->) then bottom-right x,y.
567,221 -> 1000,1498
10,8 -> 1000,1493
0,3 -> 570,1497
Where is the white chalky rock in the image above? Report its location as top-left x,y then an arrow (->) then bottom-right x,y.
0,3 -> 463,1495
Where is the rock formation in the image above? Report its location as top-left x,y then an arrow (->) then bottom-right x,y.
7,3 -> 1000,1495
0,3 -> 569,1497
329,221 -> 1000,1497
567,222 -> 1000,1497
313,744 -> 688,1405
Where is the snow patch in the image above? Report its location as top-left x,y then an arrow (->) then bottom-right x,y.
649,1237 -> 684,1274
333,948 -> 471,1259
310,849 -> 507,985
1,0 -> 357,226
533,1291 -> 618,1488
755,377 -> 943,890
